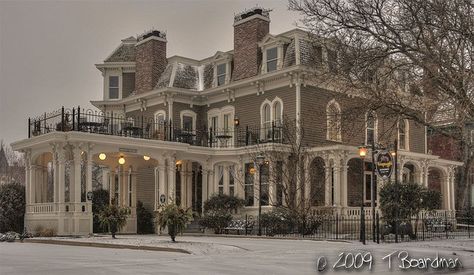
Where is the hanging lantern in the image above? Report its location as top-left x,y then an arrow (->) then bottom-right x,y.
118,156 -> 125,165
143,155 -> 150,161
98,153 -> 106,160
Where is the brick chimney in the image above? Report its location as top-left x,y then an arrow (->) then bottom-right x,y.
135,30 -> 167,94
233,8 -> 270,81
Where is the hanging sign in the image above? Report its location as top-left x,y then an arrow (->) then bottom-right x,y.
375,150 -> 393,179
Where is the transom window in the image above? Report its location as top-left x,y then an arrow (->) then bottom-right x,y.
266,47 -> 278,72
109,76 -> 119,99
217,63 -> 226,86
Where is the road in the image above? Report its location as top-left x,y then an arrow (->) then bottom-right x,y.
1,236 -> 473,275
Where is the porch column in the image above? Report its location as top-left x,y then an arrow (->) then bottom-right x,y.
333,159 -> 341,207
186,168 -> 192,208
24,153 -> 30,206
208,168 -> 215,197
73,147 -> 82,210
201,168 -> 209,210
167,156 -> 176,204
341,162 -> 348,207
57,148 -> 66,235
52,147 -> 59,204
303,157 -> 311,207
421,161 -> 429,187
445,173 -> 451,210
29,165 -> 36,204
158,164 -> 166,207
324,166 -> 331,206
269,160 -> 277,206
179,167 -> 185,207
449,168 -> 456,211
86,150 -> 93,208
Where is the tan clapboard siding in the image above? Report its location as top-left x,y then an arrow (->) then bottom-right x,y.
136,167 -> 155,212
126,103 -> 167,120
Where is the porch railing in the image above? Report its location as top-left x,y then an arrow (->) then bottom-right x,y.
27,203 -> 57,214
28,106 -> 285,148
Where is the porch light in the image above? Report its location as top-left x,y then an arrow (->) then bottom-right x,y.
118,156 -> 125,165
176,160 -> 182,165
98,153 -> 106,161
391,151 -> 396,157
358,146 -> 368,159
143,155 -> 150,161
249,167 -> 256,174
234,116 -> 240,126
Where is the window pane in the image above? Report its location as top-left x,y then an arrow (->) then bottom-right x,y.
267,60 -> 277,72
217,63 -> 226,75
217,75 -> 226,86
273,102 -> 282,122
183,116 -> 193,130
109,88 -> 119,99
267,47 -> 277,60
109,76 -> 119,88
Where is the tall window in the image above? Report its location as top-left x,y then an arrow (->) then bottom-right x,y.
266,47 -> 278,72
365,111 -> 376,145
114,173 -> 119,204
244,163 -> 254,206
276,161 -> 283,206
109,76 -> 119,99
398,119 -> 408,150
217,63 -> 226,86
154,111 -> 166,124
217,165 -> 224,195
228,165 -> 235,197
326,100 -> 342,142
273,101 -> 282,125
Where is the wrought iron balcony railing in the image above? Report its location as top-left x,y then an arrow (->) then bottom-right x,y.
28,107 -> 285,148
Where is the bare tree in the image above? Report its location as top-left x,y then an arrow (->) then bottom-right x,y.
289,0 -> 474,210
0,140 -> 25,185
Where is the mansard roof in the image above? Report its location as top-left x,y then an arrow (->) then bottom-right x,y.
104,36 -> 137,63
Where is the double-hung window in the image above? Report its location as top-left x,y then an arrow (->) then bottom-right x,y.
217,63 -> 226,86
266,47 -> 278,72
109,76 -> 119,99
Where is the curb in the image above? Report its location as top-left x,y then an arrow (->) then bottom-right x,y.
181,233 -> 352,243
18,239 -> 191,254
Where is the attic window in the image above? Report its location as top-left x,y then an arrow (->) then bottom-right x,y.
217,63 -> 226,86
266,47 -> 278,72
109,76 -> 119,99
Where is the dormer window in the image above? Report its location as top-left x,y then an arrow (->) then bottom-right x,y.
109,76 -> 119,99
217,63 -> 227,86
266,47 -> 278,72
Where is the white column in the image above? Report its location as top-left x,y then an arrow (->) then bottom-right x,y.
324,166 -> 332,206
73,148 -> 82,210
158,164 -> 166,206
303,157 -> 311,207
86,151 -> 93,206
186,169 -> 192,209
25,161 -> 30,206
179,168 -> 185,207
333,161 -> 341,207
30,166 -> 36,204
167,156 -> 176,204
57,148 -> 66,235
201,168 -> 209,209
341,162 -> 348,207
52,149 -> 59,204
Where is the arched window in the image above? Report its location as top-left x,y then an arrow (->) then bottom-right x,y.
262,103 -> 271,129
398,119 -> 409,150
365,111 -> 377,145
273,101 -> 282,125
154,110 -> 166,125
326,100 -> 342,142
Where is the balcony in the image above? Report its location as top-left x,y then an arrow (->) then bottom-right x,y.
28,107 -> 285,148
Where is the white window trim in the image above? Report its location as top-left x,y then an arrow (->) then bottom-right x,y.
259,35 -> 290,74
365,111 -> 378,145
214,62 -> 229,87
398,119 -> 410,150
207,106 -> 235,147
104,71 -> 122,100
154,110 -> 167,123
326,99 -> 342,142
180,110 -> 197,131
260,97 -> 283,126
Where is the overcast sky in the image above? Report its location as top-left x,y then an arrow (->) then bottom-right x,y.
0,0 -> 301,146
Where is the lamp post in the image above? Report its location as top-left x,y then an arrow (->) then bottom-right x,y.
256,153 -> 265,236
358,146 -> 367,245
391,139 -> 399,243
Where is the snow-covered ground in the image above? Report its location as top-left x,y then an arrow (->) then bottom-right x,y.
2,235 -> 473,274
